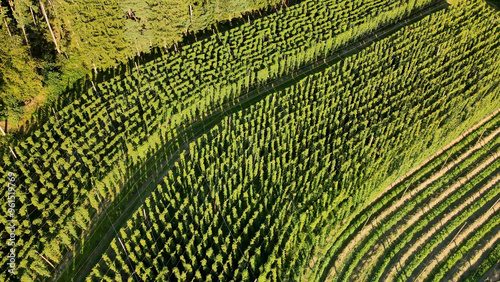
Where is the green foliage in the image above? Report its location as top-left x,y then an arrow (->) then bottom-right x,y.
2,0 -> 286,120
122,0 -> 155,55
86,1 -> 500,280
3,0 -> 440,279
148,0 -> 190,48
0,21 -> 45,120
4,0 -> 499,280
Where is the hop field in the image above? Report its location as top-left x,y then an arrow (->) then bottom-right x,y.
1,0 -> 499,281
85,1 -> 499,281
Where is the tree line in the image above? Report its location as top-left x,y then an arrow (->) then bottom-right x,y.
0,0 -> 289,124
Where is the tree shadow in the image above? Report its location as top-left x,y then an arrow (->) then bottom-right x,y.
11,0 -> 306,140
485,0 -> 500,10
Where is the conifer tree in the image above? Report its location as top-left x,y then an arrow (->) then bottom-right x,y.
0,18 -> 45,121
149,0 -> 190,49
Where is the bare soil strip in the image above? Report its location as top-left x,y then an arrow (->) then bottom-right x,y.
450,226 -> 500,281
383,173 -> 500,281
352,159 -> 500,281
479,261 -> 500,282
326,126 -> 500,280
413,198 -> 500,281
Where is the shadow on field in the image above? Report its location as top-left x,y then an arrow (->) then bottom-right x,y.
12,0 -> 305,138
485,0 -> 500,10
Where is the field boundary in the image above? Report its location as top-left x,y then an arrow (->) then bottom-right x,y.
369,108 -> 500,208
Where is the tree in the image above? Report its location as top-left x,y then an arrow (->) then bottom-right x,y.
148,0 -> 190,49
122,0 -> 155,55
39,0 -> 60,53
0,16 -> 45,121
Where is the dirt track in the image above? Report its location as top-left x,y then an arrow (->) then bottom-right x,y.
414,197 -> 500,281
326,126 -> 500,280
384,173 -> 500,281
353,156 -> 500,282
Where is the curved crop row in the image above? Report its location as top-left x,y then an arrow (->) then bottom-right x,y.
463,238 -> 500,281
371,159 -> 500,281
406,184 -> 500,281
311,109 -> 500,281
346,144 -> 500,281
430,204 -> 500,281
335,133 -> 500,281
